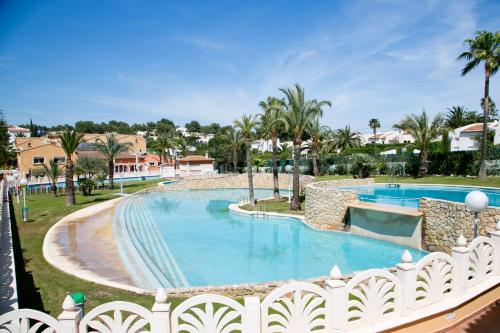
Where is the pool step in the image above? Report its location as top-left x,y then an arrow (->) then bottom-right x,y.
348,201 -> 422,217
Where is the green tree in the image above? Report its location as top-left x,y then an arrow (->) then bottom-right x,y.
481,97 -> 499,121
43,159 -> 63,197
306,117 -> 330,176
223,127 -> 242,173
58,127 -> 84,205
394,110 -> 443,177
76,156 -> 106,179
368,118 -> 381,156
259,97 -> 287,198
445,106 -> 479,128
0,110 -> 14,168
92,133 -> 131,189
280,84 -> 331,210
329,126 -> 362,152
155,132 -> 176,163
457,30 -> 499,179
185,120 -> 201,133
234,114 -> 259,206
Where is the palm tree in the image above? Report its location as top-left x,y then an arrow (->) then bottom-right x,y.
234,114 -> 259,206
259,97 -> 287,198
92,133 -> 132,189
58,127 -> 84,205
445,106 -> 478,128
329,126 -> 362,152
224,127 -> 242,173
155,132 -> 176,164
277,143 -> 293,160
394,110 -> 443,177
43,159 -> 63,197
368,118 -> 381,156
280,84 -> 331,210
457,30 -> 499,179
306,117 -> 330,176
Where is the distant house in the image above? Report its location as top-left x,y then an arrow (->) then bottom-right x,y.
449,121 -> 500,152
363,131 -> 415,145
8,125 -> 30,145
251,139 -> 281,152
178,155 -> 214,177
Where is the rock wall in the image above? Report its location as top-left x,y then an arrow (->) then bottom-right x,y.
420,197 -> 500,253
304,178 -> 374,230
161,173 -> 314,192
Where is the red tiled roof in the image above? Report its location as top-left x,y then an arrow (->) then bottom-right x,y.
179,155 -> 214,162
462,123 -> 483,132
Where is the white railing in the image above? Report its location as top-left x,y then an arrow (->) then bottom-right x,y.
1,231 -> 500,332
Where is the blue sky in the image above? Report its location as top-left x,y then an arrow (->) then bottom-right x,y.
1,0 -> 499,133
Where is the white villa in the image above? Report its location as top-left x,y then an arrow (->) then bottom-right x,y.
360,130 -> 415,145
449,121 -> 500,152
7,125 -> 30,146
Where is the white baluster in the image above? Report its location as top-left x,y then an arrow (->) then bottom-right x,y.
396,250 -> 416,316
243,296 -> 260,333
326,265 -> 347,332
151,288 -> 170,333
58,294 -> 81,333
451,235 -> 470,294
489,220 -> 500,275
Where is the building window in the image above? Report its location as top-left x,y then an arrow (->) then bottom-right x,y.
53,156 -> 66,164
149,162 -> 155,166
33,157 -> 45,164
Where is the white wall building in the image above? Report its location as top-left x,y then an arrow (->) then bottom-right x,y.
360,130 -> 415,145
251,139 -> 282,152
449,121 -> 500,152
8,125 -> 30,145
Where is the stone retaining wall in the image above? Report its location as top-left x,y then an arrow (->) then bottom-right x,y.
420,197 -> 500,252
304,178 -> 374,230
161,173 -> 314,192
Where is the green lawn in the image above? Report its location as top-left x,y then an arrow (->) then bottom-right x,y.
314,175 -> 500,188
240,197 -> 305,215
11,180 -> 183,315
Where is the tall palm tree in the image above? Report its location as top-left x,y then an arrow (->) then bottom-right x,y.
43,159 -> 63,197
445,106 -> 479,128
457,30 -> 499,179
92,133 -> 131,189
234,114 -> 259,206
329,126 -> 362,152
224,127 -> 242,173
155,132 -> 176,164
394,110 -> 443,177
259,97 -> 287,198
280,84 -> 331,210
368,118 -> 381,156
306,117 -> 330,176
58,127 -> 84,205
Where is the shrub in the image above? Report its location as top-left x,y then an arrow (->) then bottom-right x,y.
335,164 -> 348,175
351,154 -> 377,178
78,178 -> 96,196
31,167 -> 46,177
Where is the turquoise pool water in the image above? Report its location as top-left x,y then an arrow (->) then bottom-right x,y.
339,184 -> 500,208
115,189 -> 427,289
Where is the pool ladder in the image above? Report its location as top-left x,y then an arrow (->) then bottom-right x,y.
255,205 -> 268,219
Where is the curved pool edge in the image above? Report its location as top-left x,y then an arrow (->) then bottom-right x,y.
42,196 -> 150,295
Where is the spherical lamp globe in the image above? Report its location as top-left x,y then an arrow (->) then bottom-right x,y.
19,178 -> 29,187
284,165 -> 293,173
465,191 -> 489,213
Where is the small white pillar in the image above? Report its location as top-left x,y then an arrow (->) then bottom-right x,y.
489,220 -> 500,276
451,235 -> 470,294
325,265 -> 347,332
243,296 -> 260,332
396,250 -> 417,316
151,288 -> 170,333
58,295 -> 81,333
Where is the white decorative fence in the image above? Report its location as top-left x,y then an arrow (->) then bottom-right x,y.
1,230 -> 500,332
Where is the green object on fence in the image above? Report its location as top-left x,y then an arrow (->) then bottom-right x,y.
71,292 -> 86,305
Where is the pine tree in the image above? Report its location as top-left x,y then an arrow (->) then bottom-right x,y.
0,110 -> 13,168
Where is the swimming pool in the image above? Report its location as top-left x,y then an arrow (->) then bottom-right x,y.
339,184 -> 500,208
114,188 -> 427,289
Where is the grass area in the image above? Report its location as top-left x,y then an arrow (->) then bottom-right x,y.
240,197 -> 305,215
314,174 -> 500,187
10,180 -> 183,315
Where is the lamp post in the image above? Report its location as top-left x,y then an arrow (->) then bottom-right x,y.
465,191 -> 489,238
119,172 -> 124,195
284,165 -> 293,202
13,171 -> 20,204
19,178 -> 28,222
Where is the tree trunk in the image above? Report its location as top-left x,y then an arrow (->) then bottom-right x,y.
109,160 -> 114,189
479,69 -> 490,180
272,136 -> 280,199
291,141 -> 301,211
372,128 -> 376,157
245,139 -> 255,206
311,144 -> 318,176
232,146 -> 238,173
65,158 -> 75,205
51,183 -> 57,197
418,147 -> 428,177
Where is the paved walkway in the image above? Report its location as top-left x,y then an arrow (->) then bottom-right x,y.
444,300 -> 500,333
